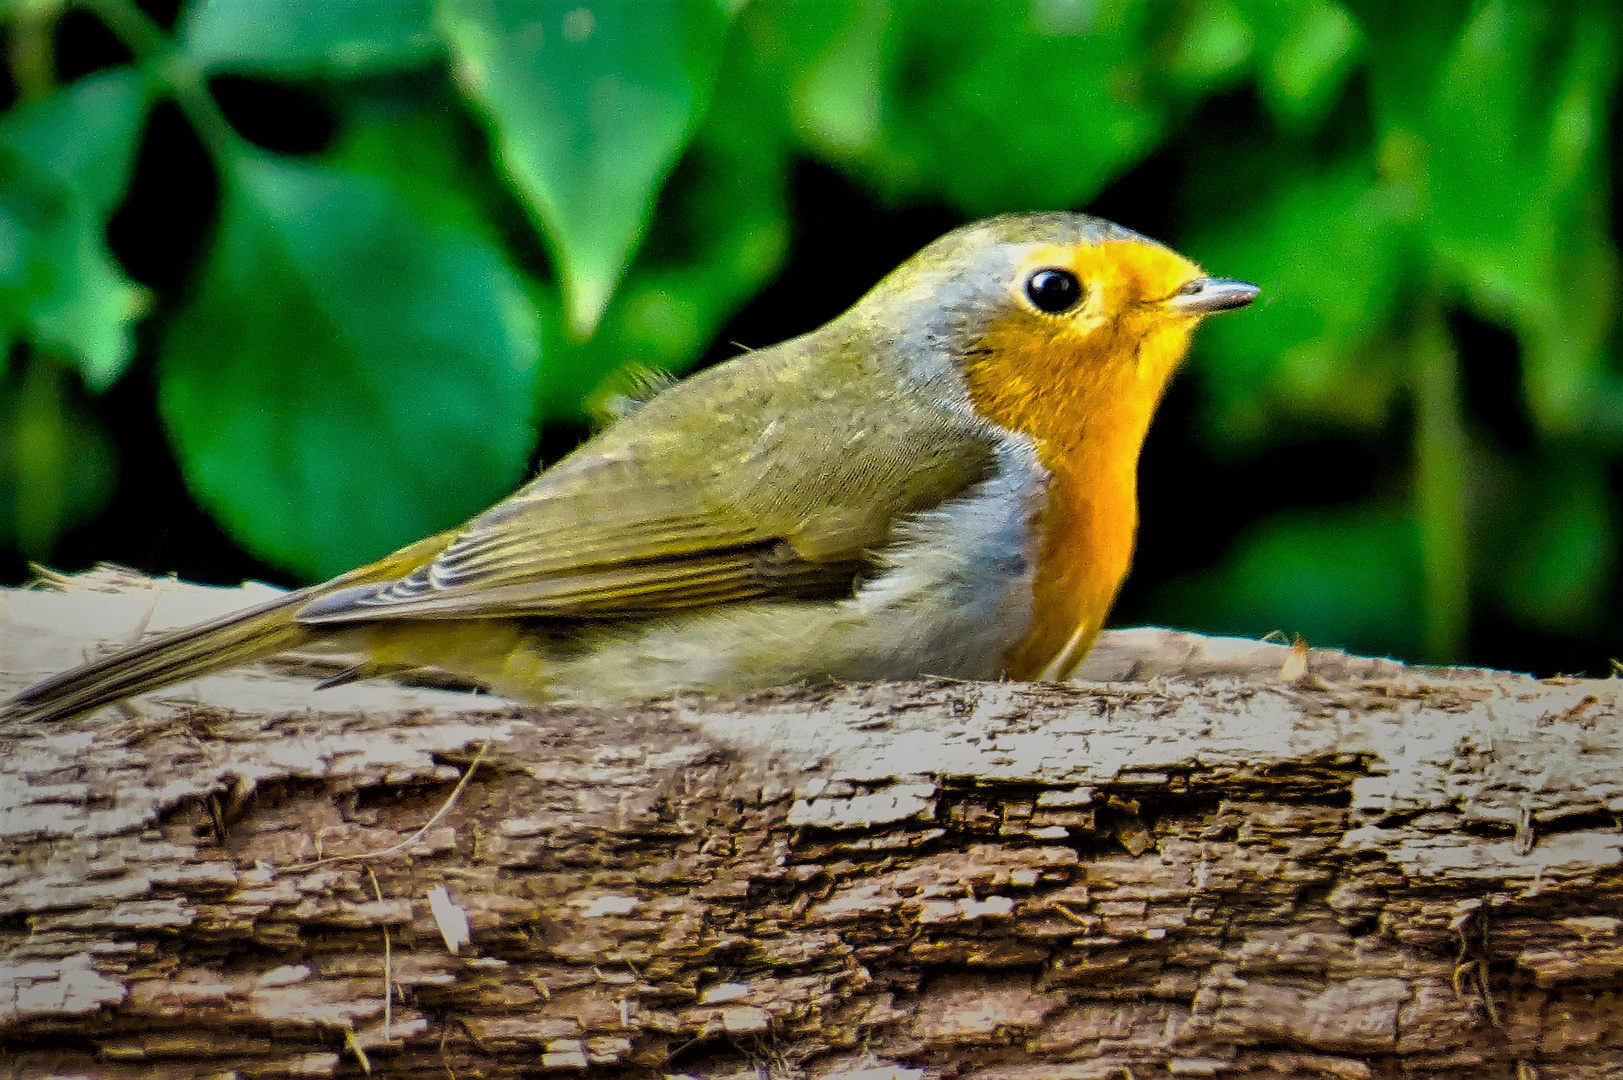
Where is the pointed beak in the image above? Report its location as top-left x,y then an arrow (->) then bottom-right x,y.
1165,277 -> 1260,315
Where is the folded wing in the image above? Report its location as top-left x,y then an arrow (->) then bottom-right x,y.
297,350 -> 1000,625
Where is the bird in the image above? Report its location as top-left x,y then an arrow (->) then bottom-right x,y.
2,212 -> 1257,723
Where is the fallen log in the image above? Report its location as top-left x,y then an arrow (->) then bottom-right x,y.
2,568 -> 1621,1079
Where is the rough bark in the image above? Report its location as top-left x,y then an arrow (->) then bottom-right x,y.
3,568 -> 1622,1079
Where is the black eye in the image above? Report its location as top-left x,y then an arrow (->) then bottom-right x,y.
1025,268 -> 1083,314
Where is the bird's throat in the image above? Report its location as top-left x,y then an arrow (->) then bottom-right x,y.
964,320 -> 1191,681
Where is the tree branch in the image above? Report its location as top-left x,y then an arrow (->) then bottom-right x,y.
2,568 -> 1620,1078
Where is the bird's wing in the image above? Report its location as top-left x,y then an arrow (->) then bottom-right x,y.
296,350 -> 1000,624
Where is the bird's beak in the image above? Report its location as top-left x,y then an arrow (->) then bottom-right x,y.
1165,277 -> 1260,315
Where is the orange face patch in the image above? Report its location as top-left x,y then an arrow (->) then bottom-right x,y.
963,238 -> 1203,463
962,237 -> 1209,681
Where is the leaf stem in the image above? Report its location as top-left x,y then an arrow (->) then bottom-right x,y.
76,0 -> 241,157
1413,304 -> 1470,662
7,0 -> 58,102
14,353 -> 69,558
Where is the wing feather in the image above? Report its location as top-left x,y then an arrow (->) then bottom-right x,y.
300,541 -> 860,622
294,336 -> 1001,626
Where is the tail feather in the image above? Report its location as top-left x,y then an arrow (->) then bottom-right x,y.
2,530 -> 460,724
1,587 -> 318,723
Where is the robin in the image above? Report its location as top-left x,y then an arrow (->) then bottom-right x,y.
4,212 -> 1257,722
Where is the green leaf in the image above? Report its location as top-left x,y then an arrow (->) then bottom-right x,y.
1,67 -> 149,215
855,0 -> 1172,212
327,103 -> 503,240
1345,0 -> 1475,126
159,153 -> 542,580
537,142 -> 788,418
439,0 -> 733,337
1248,0 -> 1362,127
1163,0 -> 1254,88
183,0 -> 442,74
722,0 -> 861,157
537,35 -> 791,418
1184,161 -> 1411,441
0,68 -> 150,388
1422,2 -> 1621,435
1147,506 -> 1426,661
788,0 -> 888,159
1360,0 -> 1622,437
1410,306 -> 1469,662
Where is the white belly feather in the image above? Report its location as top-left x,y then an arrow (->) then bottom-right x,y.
527,433 -> 1050,703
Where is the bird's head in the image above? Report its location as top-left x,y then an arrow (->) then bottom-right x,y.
859,212 -> 1257,463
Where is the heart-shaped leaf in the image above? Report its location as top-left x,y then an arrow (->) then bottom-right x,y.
439,0 -> 733,337
160,152 -> 542,579
538,50 -> 791,418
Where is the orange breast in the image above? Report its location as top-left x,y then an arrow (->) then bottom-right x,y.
965,327 -> 1156,678
1005,430 -> 1142,680
961,244 -> 1197,680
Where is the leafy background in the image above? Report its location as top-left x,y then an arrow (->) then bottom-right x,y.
1,0 -> 1619,674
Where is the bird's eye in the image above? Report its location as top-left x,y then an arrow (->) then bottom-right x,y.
1024,268 -> 1084,314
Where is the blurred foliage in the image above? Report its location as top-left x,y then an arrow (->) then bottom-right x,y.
0,0 -> 1618,667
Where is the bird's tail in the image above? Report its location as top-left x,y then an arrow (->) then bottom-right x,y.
1,586 -> 319,723
2,532 -> 456,724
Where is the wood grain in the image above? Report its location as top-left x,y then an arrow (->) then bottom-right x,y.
3,569 -> 1620,1078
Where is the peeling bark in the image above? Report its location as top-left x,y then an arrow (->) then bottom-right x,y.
2,569 -> 1622,1079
